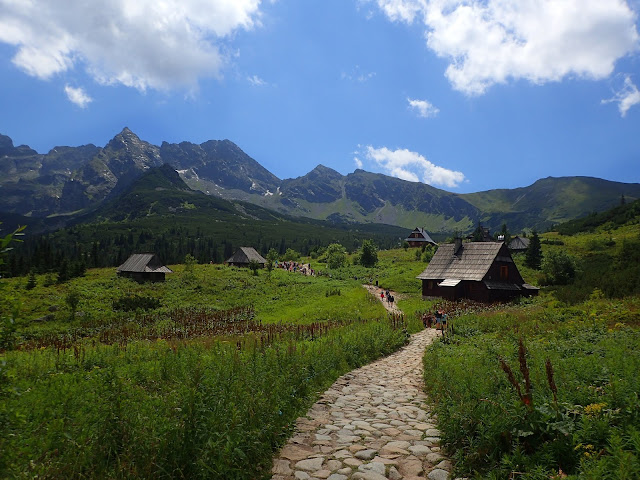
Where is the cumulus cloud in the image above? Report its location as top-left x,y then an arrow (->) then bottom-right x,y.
603,75 -> 640,117
0,0 -> 263,91
64,85 -> 92,108
407,97 -> 439,117
354,156 -> 363,169
363,145 -> 465,188
370,0 -> 640,95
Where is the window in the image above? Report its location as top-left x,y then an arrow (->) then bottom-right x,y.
500,265 -> 508,279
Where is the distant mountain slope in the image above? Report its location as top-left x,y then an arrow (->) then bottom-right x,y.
6,165 -> 409,271
460,176 -> 640,231
1,128 -> 638,235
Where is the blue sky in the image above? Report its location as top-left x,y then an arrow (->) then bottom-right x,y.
0,0 -> 639,193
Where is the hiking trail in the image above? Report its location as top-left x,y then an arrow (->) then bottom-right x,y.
270,287 -> 458,480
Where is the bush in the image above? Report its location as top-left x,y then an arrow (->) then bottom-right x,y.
113,295 -> 161,312
542,249 -> 577,285
357,240 -> 378,268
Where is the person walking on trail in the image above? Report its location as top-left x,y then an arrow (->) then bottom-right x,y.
381,291 -> 384,300
385,289 -> 390,302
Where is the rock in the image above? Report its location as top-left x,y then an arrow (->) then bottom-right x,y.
354,449 -> 377,460
426,452 -> 444,464
388,466 -> 402,480
408,444 -> 431,456
294,472 -> 310,480
295,457 -> 324,472
281,445 -> 315,461
397,457 -> 423,477
358,461 -> 386,475
427,468 -> 450,480
352,472 -> 388,480
327,475 -> 348,480
436,459 -> 453,471
313,469 -> 332,479
343,457 -> 362,467
272,459 -> 293,475
326,459 -> 342,471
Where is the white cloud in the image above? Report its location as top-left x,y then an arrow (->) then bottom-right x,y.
341,66 -> 376,83
363,145 -> 465,188
0,0 -> 263,91
602,74 -> 640,117
64,85 -> 92,108
354,156 -> 363,169
407,97 -> 439,117
247,74 -> 267,86
369,0 -> 640,95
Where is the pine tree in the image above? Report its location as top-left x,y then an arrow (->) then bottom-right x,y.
525,230 -> 542,270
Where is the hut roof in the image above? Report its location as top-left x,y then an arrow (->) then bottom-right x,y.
405,227 -> 436,244
416,242 -> 509,281
117,253 -> 173,273
509,236 -> 530,250
225,247 -> 267,265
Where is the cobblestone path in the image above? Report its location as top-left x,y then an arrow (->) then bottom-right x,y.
270,326 -> 456,480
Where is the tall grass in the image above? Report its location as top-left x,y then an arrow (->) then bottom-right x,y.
1,317 -> 407,479
422,297 -> 640,479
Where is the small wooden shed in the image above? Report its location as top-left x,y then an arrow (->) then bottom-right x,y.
405,227 -> 437,248
417,239 -> 538,302
117,253 -> 173,282
508,235 -> 530,253
225,247 -> 267,267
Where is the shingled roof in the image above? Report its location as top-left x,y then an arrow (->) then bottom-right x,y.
225,247 -> 267,265
117,254 -> 173,273
509,235 -> 530,251
405,227 -> 436,244
416,242 -> 511,281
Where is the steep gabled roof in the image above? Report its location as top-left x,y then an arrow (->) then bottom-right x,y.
406,227 -> 436,244
416,242 -> 509,281
509,236 -> 530,250
225,247 -> 267,264
117,253 -> 173,273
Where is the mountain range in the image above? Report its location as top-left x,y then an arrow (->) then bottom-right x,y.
2,127 -> 639,235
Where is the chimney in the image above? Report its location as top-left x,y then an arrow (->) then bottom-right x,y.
454,237 -> 462,254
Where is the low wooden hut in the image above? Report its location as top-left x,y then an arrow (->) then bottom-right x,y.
508,235 -> 530,253
117,253 -> 173,282
225,247 -> 267,267
405,227 -> 437,248
416,239 -> 538,302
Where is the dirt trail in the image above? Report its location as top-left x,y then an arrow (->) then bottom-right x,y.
270,288 -> 457,480
363,284 -> 403,315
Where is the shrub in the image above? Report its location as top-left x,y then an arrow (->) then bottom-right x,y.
542,249 -> 577,285
113,295 -> 161,312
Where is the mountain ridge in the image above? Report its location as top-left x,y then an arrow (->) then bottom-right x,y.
1,128 -> 639,234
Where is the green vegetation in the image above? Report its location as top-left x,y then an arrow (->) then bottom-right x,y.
2,318 -> 408,479
524,230 -> 542,270
423,296 -> 640,479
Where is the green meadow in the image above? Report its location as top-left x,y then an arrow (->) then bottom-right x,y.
1,213 -> 639,479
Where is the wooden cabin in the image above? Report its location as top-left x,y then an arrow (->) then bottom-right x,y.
508,235 -> 530,253
405,227 -> 437,248
225,247 -> 267,268
417,239 -> 538,302
117,253 -> 173,282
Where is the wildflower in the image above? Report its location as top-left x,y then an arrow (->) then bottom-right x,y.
584,403 -> 606,416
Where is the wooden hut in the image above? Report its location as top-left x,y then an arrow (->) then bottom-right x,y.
225,247 -> 267,267
508,235 -> 530,253
405,227 -> 437,248
416,239 -> 538,302
117,253 -> 172,282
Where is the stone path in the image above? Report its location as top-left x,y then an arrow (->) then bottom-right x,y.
271,303 -> 457,479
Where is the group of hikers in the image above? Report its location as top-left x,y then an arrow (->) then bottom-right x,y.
422,310 -> 448,330
379,288 -> 395,305
275,260 -> 315,276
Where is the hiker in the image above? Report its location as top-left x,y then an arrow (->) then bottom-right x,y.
380,291 -> 385,300
435,310 -> 443,330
